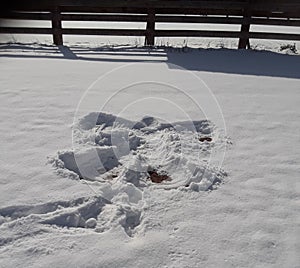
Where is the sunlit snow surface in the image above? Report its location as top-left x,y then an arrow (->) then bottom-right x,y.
39,112 -> 227,237
0,31 -> 299,267
51,112 -> 227,190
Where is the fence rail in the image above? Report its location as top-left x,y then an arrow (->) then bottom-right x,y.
1,0 -> 300,48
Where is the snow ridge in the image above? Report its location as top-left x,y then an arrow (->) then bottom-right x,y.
51,112 -> 227,190
0,112 -> 228,242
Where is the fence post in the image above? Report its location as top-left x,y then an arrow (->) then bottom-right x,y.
51,6 -> 63,45
238,2 -> 251,49
145,9 -> 155,46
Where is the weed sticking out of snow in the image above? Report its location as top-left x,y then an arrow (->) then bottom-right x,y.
279,43 -> 297,54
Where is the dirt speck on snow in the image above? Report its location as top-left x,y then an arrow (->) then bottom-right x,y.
148,170 -> 171,183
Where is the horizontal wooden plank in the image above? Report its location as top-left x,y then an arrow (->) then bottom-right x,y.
61,14 -> 148,22
249,32 -> 300,41
2,0 -> 300,15
155,15 -> 243,24
61,28 -> 145,36
156,30 -> 300,41
155,30 -> 241,38
250,18 -> 300,26
2,0 -> 299,18
1,26 -> 300,41
1,7 -> 244,16
250,3 -> 300,12
0,27 -> 53,34
4,0 -> 299,10
156,16 -> 300,26
1,7 -> 245,16
0,1 -> 293,11
249,11 -> 300,19
0,12 -> 52,20
2,9 -> 300,20
2,0 -> 249,10
0,27 -> 145,36
1,11 -> 299,27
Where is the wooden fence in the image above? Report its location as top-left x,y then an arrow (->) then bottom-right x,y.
1,0 -> 300,48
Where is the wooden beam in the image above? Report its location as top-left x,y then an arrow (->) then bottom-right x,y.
51,7 -> 63,45
238,3 -> 251,49
2,12 -> 300,27
0,12 -> 52,20
145,9 -> 155,46
0,27 -> 53,34
238,22 -> 250,49
155,30 -> 241,38
249,32 -> 300,40
61,14 -> 148,22
0,27 -> 145,36
3,6 -> 300,19
250,18 -> 300,26
61,28 -> 145,36
1,27 -> 300,41
2,0 -> 249,10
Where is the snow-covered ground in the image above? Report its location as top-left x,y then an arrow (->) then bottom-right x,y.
0,26 -> 300,268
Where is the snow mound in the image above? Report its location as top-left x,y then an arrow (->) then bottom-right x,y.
50,112 -> 227,190
45,112 -> 228,236
0,195 -> 143,239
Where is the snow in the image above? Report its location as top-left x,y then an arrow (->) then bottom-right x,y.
0,30 -> 300,267
51,112 -> 226,189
